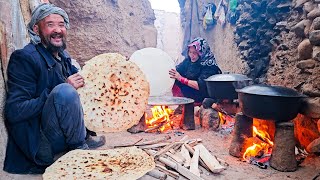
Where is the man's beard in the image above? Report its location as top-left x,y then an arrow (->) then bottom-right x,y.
46,40 -> 67,53
39,31 -> 67,53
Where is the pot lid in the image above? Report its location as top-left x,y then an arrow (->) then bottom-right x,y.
205,74 -> 252,82
236,84 -> 306,97
148,96 -> 194,105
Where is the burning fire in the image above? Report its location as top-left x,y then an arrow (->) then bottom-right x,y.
218,112 -> 235,131
243,126 -> 274,160
145,106 -> 174,132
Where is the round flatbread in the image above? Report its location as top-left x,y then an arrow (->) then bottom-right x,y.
43,147 -> 155,180
78,53 -> 150,132
129,48 -> 175,96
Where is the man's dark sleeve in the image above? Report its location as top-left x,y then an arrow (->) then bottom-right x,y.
5,50 -> 50,124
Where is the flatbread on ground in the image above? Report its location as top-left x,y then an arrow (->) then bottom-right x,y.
43,147 -> 155,180
77,53 -> 150,132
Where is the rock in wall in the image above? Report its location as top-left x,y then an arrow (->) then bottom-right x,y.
265,0 -> 320,153
234,0 -> 291,82
50,0 -> 157,65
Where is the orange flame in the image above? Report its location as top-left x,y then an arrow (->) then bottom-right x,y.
145,106 -> 174,132
218,112 -> 225,124
243,126 -> 273,160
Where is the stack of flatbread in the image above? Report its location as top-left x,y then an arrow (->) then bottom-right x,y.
43,147 -> 155,180
78,53 -> 150,132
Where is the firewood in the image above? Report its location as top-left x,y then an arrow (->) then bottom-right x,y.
165,152 -> 185,165
136,135 -> 171,146
189,146 -> 201,177
179,144 -> 191,168
196,144 -> 226,173
158,157 -> 204,180
113,138 -> 143,148
179,135 -> 189,142
184,144 -> 211,172
138,142 -> 169,149
154,142 -> 184,158
187,138 -> 202,146
156,164 -> 180,179
144,149 -> 158,156
147,169 -> 167,180
169,149 -> 186,163
145,121 -> 167,132
138,174 -> 158,180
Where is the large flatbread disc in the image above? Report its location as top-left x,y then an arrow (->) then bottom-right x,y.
78,53 -> 150,132
43,147 -> 155,180
129,48 -> 175,96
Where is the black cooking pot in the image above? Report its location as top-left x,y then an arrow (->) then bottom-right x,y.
236,84 -> 306,121
205,74 -> 252,100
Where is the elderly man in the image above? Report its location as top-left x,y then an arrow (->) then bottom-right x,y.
4,3 -> 105,174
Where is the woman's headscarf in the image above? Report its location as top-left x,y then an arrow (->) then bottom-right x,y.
27,3 -> 70,45
187,37 -> 217,66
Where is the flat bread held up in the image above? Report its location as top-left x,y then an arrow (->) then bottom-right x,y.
42,147 -> 155,180
77,53 -> 150,132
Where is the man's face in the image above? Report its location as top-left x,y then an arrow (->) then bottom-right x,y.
34,14 -> 67,52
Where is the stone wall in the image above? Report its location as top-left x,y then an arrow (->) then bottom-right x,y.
265,0 -> 320,153
50,0 -> 157,65
235,0 -> 291,82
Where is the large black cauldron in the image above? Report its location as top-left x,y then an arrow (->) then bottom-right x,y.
236,84 -> 306,121
205,74 -> 252,100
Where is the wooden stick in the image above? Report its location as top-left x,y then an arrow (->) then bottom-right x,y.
158,157 -> 204,180
154,142 -> 184,158
147,169 -> 167,180
180,144 -> 191,168
165,152 -> 185,165
138,142 -> 169,149
196,144 -> 226,173
136,135 -> 171,146
113,138 -> 143,148
138,174 -> 158,180
145,121 -> 166,132
184,144 -> 211,172
179,135 -> 189,142
187,138 -> 202,146
144,149 -> 158,156
189,146 -> 201,177
156,164 -> 180,179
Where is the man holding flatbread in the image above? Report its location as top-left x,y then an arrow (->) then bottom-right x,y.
4,3 -> 105,174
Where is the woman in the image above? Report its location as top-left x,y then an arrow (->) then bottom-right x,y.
169,37 -> 222,103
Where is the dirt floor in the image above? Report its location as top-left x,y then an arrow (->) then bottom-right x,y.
2,123 -> 320,180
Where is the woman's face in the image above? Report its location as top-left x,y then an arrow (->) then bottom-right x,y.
188,46 -> 200,62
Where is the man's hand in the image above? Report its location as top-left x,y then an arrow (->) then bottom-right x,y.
169,69 -> 182,80
67,73 -> 85,89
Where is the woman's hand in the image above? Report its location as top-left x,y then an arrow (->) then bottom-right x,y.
67,73 -> 85,89
169,69 -> 182,80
